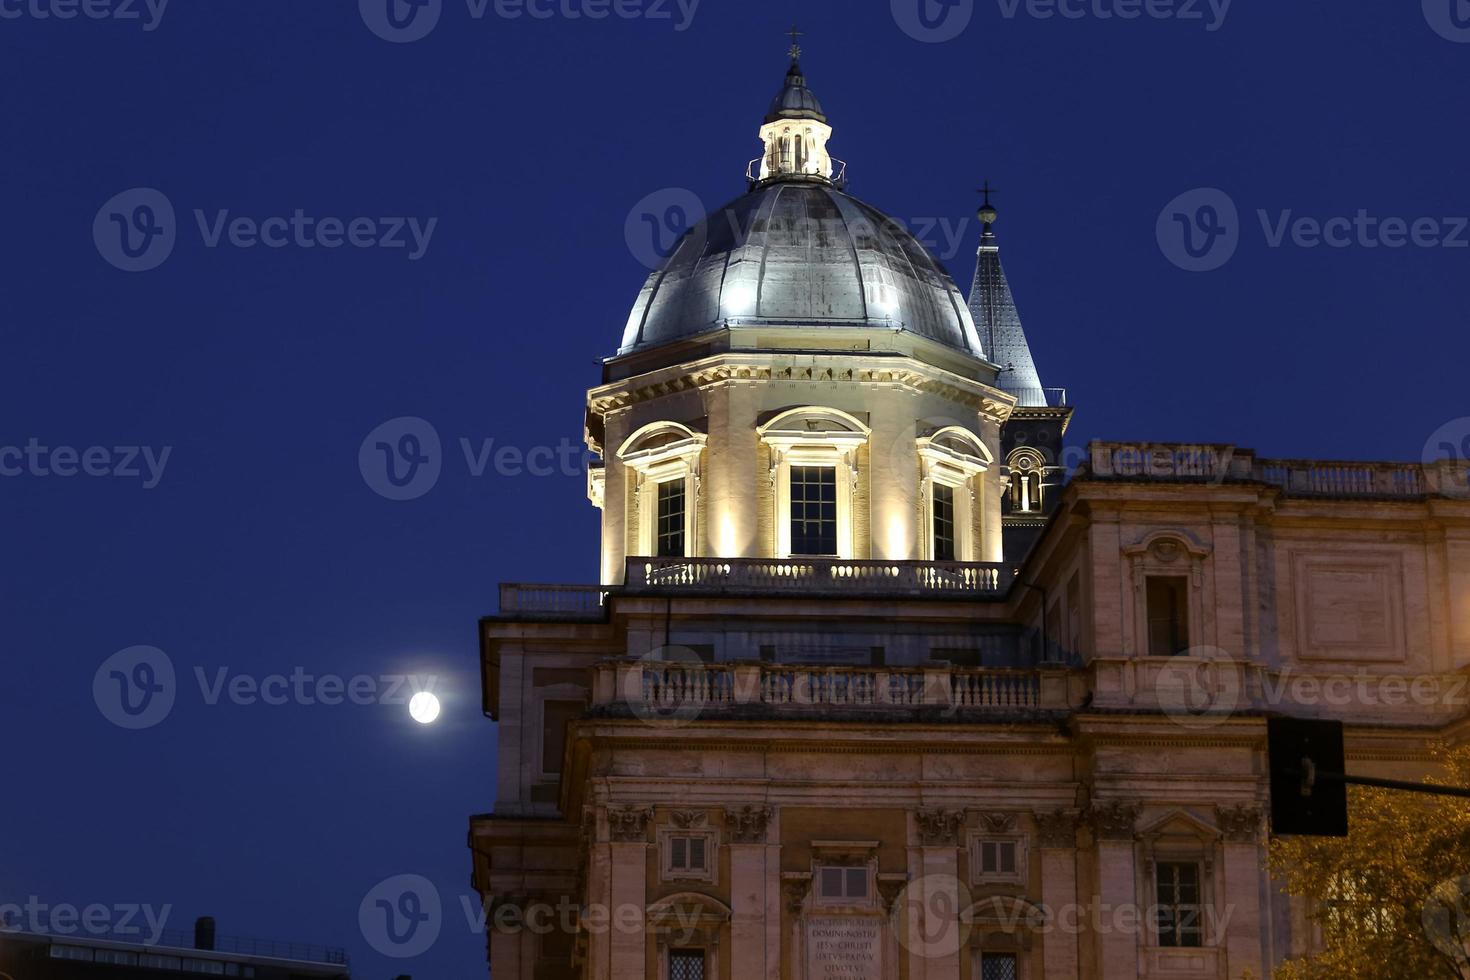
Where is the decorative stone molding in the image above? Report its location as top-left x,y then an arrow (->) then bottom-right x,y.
1034,810 -> 1080,849
1215,804 -> 1264,843
1089,801 -> 1141,842
916,808 -> 966,846
670,810 -> 709,830
781,873 -> 812,914
876,873 -> 909,913
607,806 -> 652,842
979,812 -> 1018,835
725,805 -> 773,844
587,357 -> 1014,426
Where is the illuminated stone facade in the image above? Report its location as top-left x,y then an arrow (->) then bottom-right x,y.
470,51 -> 1470,980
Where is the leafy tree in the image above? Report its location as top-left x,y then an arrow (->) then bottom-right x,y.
1267,743 -> 1470,979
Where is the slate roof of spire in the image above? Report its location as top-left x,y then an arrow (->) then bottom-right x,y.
967,218 -> 1047,407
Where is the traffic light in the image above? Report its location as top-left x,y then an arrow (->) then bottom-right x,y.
1267,717 -> 1348,837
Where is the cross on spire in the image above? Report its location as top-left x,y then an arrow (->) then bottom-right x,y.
978,180 -> 998,209
786,25 -> 804,64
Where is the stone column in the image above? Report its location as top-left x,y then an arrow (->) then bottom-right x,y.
1216,805 -> 1266,979
1035,810 -> 1081,979
708,383 -> 761,558
910,809 -> 967,980
1089,802 -> 1140,980
607,807 -> 651,979
726,806 -> 776,980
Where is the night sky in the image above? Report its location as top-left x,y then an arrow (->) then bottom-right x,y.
2,1 -> 1467,977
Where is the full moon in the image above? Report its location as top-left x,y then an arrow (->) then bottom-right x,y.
408,691 -> 441,725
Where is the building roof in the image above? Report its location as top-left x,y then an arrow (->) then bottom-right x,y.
764,61 -> 827,124
619,181 -> 986,358
966,211 -> 1048,407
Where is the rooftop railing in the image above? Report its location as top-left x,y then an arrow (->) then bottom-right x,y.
497,583 -> 608,620
1086,441 -> 1464,499
624,556 -> 1013,597
590,660 -> 1070,715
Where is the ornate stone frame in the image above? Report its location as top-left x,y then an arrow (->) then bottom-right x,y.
1136,809 -> 1224,953
658,810 -> 719,885
968,812 -> 1027,887
1005,445 -> 1047,514
757,407 -> 871,560
618,420 -> 707,560
915,425 -> 992,562
647,892 -> 731,980
1123,531 -> 1212,658
967,895 -> 1046,979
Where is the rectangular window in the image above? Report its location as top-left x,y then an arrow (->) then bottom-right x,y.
817,865 -> 869,902
980,840 -> 1017,875
669,835 -> 708,873
932,483 -> 956,561
541,699 -> 583,775
980,953 -> 1018,980
1147,576 -> 1191,657
668,948 -> 705,980
1155,862 -> 1203,947
656,479 -> 686,558
790,466 -> 838,556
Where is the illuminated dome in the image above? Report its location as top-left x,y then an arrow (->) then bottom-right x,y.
618,182 -> 986,358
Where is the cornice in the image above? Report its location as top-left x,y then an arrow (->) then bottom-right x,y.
587,354 -> 1014,425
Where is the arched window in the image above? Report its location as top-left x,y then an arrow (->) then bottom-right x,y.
916,426 -> 993,562
1007,450 -> 1046,514
617,422 -> 707,560
757,407 -> 871,559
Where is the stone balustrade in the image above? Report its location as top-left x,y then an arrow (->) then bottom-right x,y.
1086,440 -> 1462,498
589,659 -> 1071,716
623,556 -> 1013,597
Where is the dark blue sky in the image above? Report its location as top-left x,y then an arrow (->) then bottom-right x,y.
2,1 -> 1467,977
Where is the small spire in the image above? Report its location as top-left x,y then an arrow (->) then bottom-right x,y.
786,24 -> 804,65
977,180 -> 999,234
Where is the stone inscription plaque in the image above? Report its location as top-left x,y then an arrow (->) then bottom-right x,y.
805,916 -> 883,980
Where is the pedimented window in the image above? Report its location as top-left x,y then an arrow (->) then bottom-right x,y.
757,408 -> 870,560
